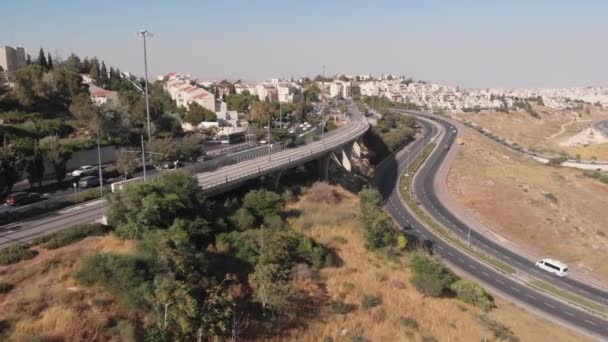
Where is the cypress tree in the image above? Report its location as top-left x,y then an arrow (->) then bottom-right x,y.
37,48 -> 48,70
47,53 -> 53,70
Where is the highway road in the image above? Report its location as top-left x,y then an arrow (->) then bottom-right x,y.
374,113 -> 608,339
409,112 -> 608,308
0,105 -> 369,248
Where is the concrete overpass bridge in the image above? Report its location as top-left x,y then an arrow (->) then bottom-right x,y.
195,106 -> 370,195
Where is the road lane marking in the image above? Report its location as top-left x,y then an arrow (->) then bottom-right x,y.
510,286 -> 521,293
564,311 -> 575,317
584,319 -> 597,326
447,251 -> 453,256
544,302 -> 555,309
526,294 -> 536,300
469,264 -> 477,270
495,279 -> 505,285
457,257 -> 464,262
482,272 -> 489,277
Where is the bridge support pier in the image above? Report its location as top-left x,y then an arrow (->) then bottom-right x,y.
316,153 -> 331,181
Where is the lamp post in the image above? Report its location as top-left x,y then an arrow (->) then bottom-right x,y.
96,125 -> 104,197
321,64 -> 326,139
136,29 -> 153,141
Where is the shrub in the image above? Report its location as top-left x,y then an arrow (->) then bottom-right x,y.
348,336 -> 367,342
331,300 -> 352,314
399,317 -> 418,330
359,188 -> 397,250
0,244 -> 38,265
450,280 -> 494,311
0,282 -> 13,293
410,253 -> 457,297
75,253 -> 153,309
35,223 -> 111,249
361,294 -> 381,310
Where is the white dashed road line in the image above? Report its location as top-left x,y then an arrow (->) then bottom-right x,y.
544,302 -> 555,309
526,294 -> 536,300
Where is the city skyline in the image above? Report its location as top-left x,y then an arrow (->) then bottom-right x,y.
2,0 -> 607,88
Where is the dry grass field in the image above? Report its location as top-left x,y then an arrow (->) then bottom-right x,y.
0,236 -> 140,341
448,126 -> 608,281
450,105 -> 608,160
269,186 -> 588,342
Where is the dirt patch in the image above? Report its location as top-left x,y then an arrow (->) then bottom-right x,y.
268,186 -> 589,341
448,126 -> 608,281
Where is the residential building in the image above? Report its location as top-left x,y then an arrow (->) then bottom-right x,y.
89,84 -> 119,107
0,46 -> 27,76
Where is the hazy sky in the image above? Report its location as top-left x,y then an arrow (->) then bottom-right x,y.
2,0 -> 607,88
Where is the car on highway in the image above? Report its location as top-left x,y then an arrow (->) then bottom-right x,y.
5,192 -> 42,206
535,258 -> 568,277
158,160 -> 183,171
78,176 -> 101,188
71,165 -> 98,177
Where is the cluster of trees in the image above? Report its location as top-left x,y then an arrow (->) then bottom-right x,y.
81,173 -> 331,340
359,188 -> 407,250
364,110 -> 417,163
0,48 -> 194,195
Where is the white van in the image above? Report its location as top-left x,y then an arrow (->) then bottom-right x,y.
535,258 -> 568,277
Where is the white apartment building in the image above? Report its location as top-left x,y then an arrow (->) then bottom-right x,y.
0,46 -> 27,76
164,79 -> 216,112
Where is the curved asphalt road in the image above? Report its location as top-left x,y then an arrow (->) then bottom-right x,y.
375,114 -> 608,339
406,111 -> 608,308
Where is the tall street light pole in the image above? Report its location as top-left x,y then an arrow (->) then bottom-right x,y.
137,29 -> 153,141
321,65 -> 326,139
96,125 -> 104,197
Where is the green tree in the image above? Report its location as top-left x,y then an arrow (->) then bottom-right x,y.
69,93 -> 100,136
26,145 -> 45,188
47,52 -> 53,70
148,137 -> 180,166
99,61 -> 109,88
180,134 -> 204,162
39,136 -> 72,183
184,102 -> 217,125
0,66 -> 8,99
235,189 -> 283,229
89,58 -> 100,85
152,278 -> 198,339
107,172 -> 207,238
226,93 -> 259,112
0,140 -> 27,196
36,47 -> 48,70
116,151 -> 139,178
249,262 -> 293,318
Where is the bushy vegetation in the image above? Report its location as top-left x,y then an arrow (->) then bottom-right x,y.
32,223 -> 111,249
450,279 -> 494,311
75,253 -> 154,309
361,294 -> 382,310
79,172 -> 334,339
583,170 -> 608,185
0,281 -> 13,293
359,188 -> 407,251
0,244 -> 38,265
409,253 -> 457,297
362,107 -> 417,163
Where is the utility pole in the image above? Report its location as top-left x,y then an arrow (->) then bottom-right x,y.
137,29 -> 153,141
321,64 -> 326,139
267,115 -> 271,160
96,126 -> 104,197
141,135 -> 147,181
